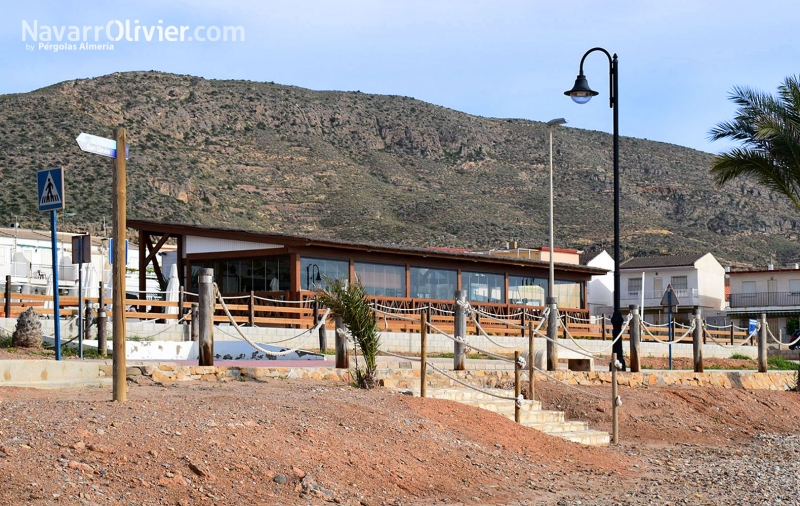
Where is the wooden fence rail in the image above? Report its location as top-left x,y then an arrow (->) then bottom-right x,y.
0,290 -> 758,345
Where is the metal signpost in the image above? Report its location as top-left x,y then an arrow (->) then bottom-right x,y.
660,284 -> 680,370
37,167 -> 65,360
77,130 -> 128,402
72,234 -> 91,358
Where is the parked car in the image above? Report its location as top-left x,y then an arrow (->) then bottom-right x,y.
789,329 -> 800,350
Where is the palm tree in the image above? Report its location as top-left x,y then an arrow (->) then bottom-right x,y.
316,277 -> 380,389
709,75 -> 800,211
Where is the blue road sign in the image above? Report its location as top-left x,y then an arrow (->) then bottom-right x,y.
75,132 -> 129,159
37,167 -> 65,211
109,238 -> 128,265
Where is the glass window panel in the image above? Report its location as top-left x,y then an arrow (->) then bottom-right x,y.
265,255 -> 291,292
555,280 -> 583,308
507,275 -> 546,306
463,271 -> 505,303
354,262 -> 406,297
301,257 -> 349,291
790,279 -> 800,293
628,277 -> 642,297
671,276 -> 688,290
410,267 -> 457,300
742,281 -> 756,294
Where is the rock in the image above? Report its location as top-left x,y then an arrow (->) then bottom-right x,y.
67,461 -> 93,474
292,466 -> 306,478
12,307 -> 42,348
273,474 -> 287,485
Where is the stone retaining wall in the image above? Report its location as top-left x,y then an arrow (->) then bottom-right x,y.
128,363 -> 799,392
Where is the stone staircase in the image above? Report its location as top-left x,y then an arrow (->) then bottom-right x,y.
401,387 -> 610,446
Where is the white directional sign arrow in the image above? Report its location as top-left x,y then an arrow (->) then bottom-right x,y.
75,132 -> 128,159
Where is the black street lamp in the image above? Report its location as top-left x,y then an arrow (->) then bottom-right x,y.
306,263 -> 321,290
565,47 -> 626,371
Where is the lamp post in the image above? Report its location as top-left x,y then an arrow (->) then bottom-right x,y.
546,118 -> 566,369
565,47 -> 626,371
546,118 -> 567,304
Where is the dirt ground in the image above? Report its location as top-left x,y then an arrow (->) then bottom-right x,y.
0,354 -> 799,505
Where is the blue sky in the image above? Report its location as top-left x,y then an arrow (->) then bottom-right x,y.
1,0 -> 798,153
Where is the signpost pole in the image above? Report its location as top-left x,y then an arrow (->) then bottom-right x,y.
77,236 -> 83,358
112,127 -> 127,403
51,210 -> 61,361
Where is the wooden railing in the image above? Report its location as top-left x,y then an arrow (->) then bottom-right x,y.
5,291 -> 755,344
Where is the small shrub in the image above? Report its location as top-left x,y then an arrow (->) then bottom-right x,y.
729,353 -> 752,360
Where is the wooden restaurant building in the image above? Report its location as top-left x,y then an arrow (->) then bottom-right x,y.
129,220 -> 606,319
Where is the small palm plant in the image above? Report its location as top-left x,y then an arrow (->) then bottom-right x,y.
316,277 -> 380,389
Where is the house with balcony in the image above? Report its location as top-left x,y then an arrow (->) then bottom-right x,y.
618,253 -> 726,324
727,266 -> 800,340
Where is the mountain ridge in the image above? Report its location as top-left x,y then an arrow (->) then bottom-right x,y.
0,71 -> 796,268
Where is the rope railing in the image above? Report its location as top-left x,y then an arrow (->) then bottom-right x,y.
640,320 -> 696,345
214,284 -> 329,357
702,322 -> 759,349
469,308 -> 550,349
558,313 -> 630,355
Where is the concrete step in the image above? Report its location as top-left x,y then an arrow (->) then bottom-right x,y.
458,397 -> 543,412
558,430 -> 611,446
521,419 -> 587,433
398,386 -> 609,446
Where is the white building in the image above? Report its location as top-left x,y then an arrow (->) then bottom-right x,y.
580,250 -> 614,316
619,253 -> 726,324
728,265 -> 800,340
0,226 -> 155,299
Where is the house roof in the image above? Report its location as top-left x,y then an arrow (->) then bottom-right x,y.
619,253 -> 706,270
579,250 -> 607,265
728,267 -> 800,275
127,219 -> 609,275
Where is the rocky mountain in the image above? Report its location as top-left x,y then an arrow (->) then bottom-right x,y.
0,71 -> 797,267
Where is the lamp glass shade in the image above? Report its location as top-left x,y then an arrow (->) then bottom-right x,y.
564,73 -> 598,105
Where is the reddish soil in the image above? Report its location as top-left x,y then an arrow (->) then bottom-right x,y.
0,356 -> 798,505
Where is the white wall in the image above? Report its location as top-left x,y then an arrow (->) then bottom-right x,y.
587,251 -> 613,314
694,253 -> 726,310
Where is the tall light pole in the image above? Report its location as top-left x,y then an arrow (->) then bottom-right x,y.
565,47 -> 626,371
545,118 -> 566,371
546,118 -> 567,303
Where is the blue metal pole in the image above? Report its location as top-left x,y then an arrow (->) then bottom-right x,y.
50,210 -> 61,361
78,236 -> 83,358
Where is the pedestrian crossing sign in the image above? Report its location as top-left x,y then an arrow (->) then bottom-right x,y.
37,167 -> 65,211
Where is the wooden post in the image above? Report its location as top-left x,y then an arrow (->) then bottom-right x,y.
528,321 -> 534,400
178,286 -> 185,320
420,312 -> 427,399
335,315 -> 348,369
514,350 -> 521,423
198,268 -> 214,366
84,304 -> 92,344
601,313 -> 606,341
249,290 -> 255,327
4,275 -> 10,318
97,281 -> 107,358
629,305 -> 641,373
546,297 -> 558,372
453,290 -> 466,371
757,313 -> 767,373
611,359 -> 619,444
112,127 -> 127,403
317,300 -> 327,352
702,317 -> 707,344
693,308 -> 703,373
730,321 -> 735,345
190,303 -> 199,342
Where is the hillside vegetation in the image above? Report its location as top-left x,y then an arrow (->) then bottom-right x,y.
0,71 -> 797,267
